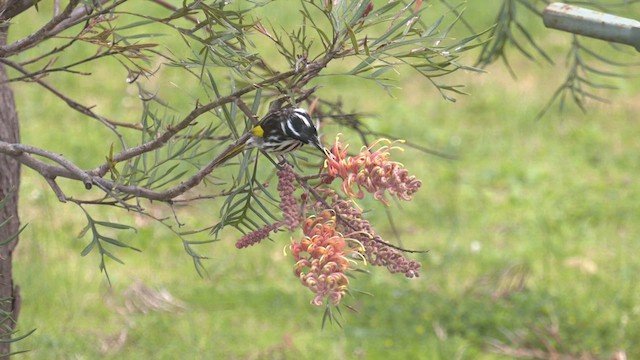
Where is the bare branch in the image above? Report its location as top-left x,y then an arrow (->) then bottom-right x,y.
0,0 -> 35,19
0,133 -> 252,202
44,177 -> 67,203
10,143 -> 93,188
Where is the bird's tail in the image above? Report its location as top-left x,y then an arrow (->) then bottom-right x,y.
209,133 -> 252,169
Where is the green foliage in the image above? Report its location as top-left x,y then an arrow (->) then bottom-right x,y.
5,0 -> 636,272
78,205 -> 140,284
476,0 -> 553,73
538,35 -> 631,118
9,0 -> 488,269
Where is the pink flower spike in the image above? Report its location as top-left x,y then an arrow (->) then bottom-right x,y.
236,222 -> 284,249
331,199 -> 421,278
277,163 -> 301,231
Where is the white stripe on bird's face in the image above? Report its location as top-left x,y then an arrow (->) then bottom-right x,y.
286,119 -> 302,137
279,120 -> 289,137
293,108 -> 312,128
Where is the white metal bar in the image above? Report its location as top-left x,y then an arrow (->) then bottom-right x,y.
543,2 -> 640,52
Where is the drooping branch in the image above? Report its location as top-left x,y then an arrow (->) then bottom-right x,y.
0,135 -> 254,202
1,79 -> 272,201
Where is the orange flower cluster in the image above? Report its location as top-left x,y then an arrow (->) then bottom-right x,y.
291,210 -> 350,306
323,138 -> 422,205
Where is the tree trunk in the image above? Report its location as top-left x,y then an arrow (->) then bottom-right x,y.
0,25 -> 22,358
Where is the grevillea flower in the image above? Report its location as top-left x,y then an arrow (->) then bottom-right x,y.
323,137 -> 422,205
236,222 -> 283,249
332,199 -> 421,278
277,163 -> 301,231
291,210 -> 350,306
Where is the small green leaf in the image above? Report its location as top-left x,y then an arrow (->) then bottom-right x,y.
80,240 -> 97,257
362,35 -> 370,56
94,221 -> 137,231
102,250 -> 125,265
0,328 -> 36,343
99,235 -> 141,252
0,223 -> 27,246
345,24 -> 359,54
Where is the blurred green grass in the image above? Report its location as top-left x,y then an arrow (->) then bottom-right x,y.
6,1 -> 640,359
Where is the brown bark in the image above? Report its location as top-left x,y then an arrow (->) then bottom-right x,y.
0,24 -> 22,358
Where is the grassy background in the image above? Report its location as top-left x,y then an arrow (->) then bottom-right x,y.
6,1 -> 640,359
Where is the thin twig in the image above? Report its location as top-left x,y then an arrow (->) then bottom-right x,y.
168,202 -> 185,227
235,98 -> 259,125
44,177 -> 67,203
4,48 -> 123,84
149,0 -> 200,24
89,69 -> 297,178
91,181 -> 142,211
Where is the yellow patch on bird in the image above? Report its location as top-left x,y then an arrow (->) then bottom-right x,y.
251,125 -> 264,138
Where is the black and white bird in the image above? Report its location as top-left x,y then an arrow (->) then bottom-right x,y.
211,107 -> 325,167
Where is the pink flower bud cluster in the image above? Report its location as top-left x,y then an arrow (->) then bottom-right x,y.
332,199 -> 421,278
291,210 -> 350,306
236,222 -> 283,249
323,138 -> 422,205
277,163 -> 301,231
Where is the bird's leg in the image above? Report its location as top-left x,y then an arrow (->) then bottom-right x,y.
275,155 -> 290,170
258,149 -> 283,168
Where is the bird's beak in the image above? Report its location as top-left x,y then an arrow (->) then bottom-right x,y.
313,138 -> 327,156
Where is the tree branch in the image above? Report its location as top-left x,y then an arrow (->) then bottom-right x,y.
0,0 -> 35,20
0,132 -> 251,202
44,177 -> 67,202
0,0 -> 81,57
0,0 -> 125,57
88,69 -> 297,178
3,142 -> 93,188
